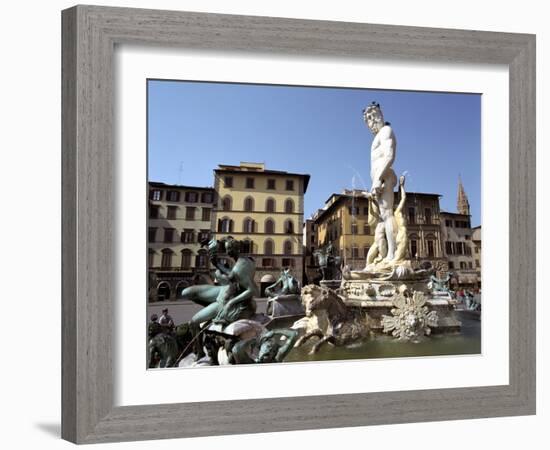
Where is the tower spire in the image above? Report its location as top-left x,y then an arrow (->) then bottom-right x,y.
457,175 -> 470,216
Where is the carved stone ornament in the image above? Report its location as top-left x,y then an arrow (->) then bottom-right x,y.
381,291 -> 438,342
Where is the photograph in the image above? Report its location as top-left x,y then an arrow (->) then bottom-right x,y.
146,80 -> 482,368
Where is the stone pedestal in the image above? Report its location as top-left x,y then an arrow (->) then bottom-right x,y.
338,275 -> 461,333
344,297 -> 461,332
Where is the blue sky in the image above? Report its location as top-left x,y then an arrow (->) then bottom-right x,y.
148,80 -> 481,226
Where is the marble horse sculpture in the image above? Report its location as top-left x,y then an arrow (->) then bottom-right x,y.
293,285 -> 370,354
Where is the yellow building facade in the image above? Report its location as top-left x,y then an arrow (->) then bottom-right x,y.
212,162 -> 310,293
315,193 -> 374,270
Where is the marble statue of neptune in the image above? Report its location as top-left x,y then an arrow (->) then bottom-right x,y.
363,102 -> 398,263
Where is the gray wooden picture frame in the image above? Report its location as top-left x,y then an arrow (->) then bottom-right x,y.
61,4 -> 536,444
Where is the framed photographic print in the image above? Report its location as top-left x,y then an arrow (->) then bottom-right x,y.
62,5 -> 535,444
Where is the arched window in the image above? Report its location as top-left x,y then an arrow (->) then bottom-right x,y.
265,218 -> 275,234
283,239 -> 293,255
284,198 -> 294,214
425,234 -> 436,257
409,234 -> 419,259
161,249 -> 174,268
243,218 -> 256,233
180,249 -> 193,269
241,239 -> 254,254
221,195 -> 232,211
284,219 -> 294,234
264,239 -> 274,256
218,217 -> 233,233
266,198 -> 276,213
196,249 -> 208,268
156,282 -> 171,301
244,196 -> 254,212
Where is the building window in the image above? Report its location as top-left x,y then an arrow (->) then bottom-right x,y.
218,218 -> 233,233
244,197 -> 254,212
148,227 -> 157,242
408,207 -> 416,224
166,191 -> 180,202
267,179 -> 276,190
167,205 -> 177,220
161,249 -> 173,268
456,242 -> 464,255
221,196 -> 232,211
465,245 -> 472,256
201,208 -> 211,222
410,239 -> 418,258
468,261 -> 473,269
148,249 -> 155,268
282,258 -> 294,268
246,177 -> 255,189
185,207 -> 196,220
196,250 -> 208,268
286,179 -> 294,191
164,228 -> 175,243
284,220 -> 294,234
351,222 -> 358,234
363,206 -> 369,215
445,241 -> 454,255
224,176 -> 233,188
150,189 -> 162,201
476,259 -> 480,268
351,246 -> 359,258
265,218 -> 275,234
149,205 -> 160,219
363,223 -> 370,235
243,218 -> 256,233
201,192 -> 214,203
475,246 -> 479,254
181,249 -> 192,269
363,246 -> 370,258
181,229 -> 194,243
284,198 -> 294,214
424,208 -> 432,224
426,240 -> 435,257
283,240 -> 293,255
449,261 -> 455,270
262,258 -> 275,268
241,240 -> 253,254
266,198 -> 276,213
198,229 -> 210,243
349,206 -> 359,216
460,261 -> 467,269
445,219 -> 453,227
465,235 -> 471,240
185,192 -> 198,202
264,240 -> 274,255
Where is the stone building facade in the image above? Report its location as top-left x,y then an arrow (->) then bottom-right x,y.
148,182 -> 216,302
212,162 -> 310,294
303,217 -> 320,284
314,190 -> 446,273
440,212 -> 478,288
472,225 -> 482,288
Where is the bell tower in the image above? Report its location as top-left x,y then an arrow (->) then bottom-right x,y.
457,176 -> 470,216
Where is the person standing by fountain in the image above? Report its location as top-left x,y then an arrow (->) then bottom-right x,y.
363,102 -> 398,265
